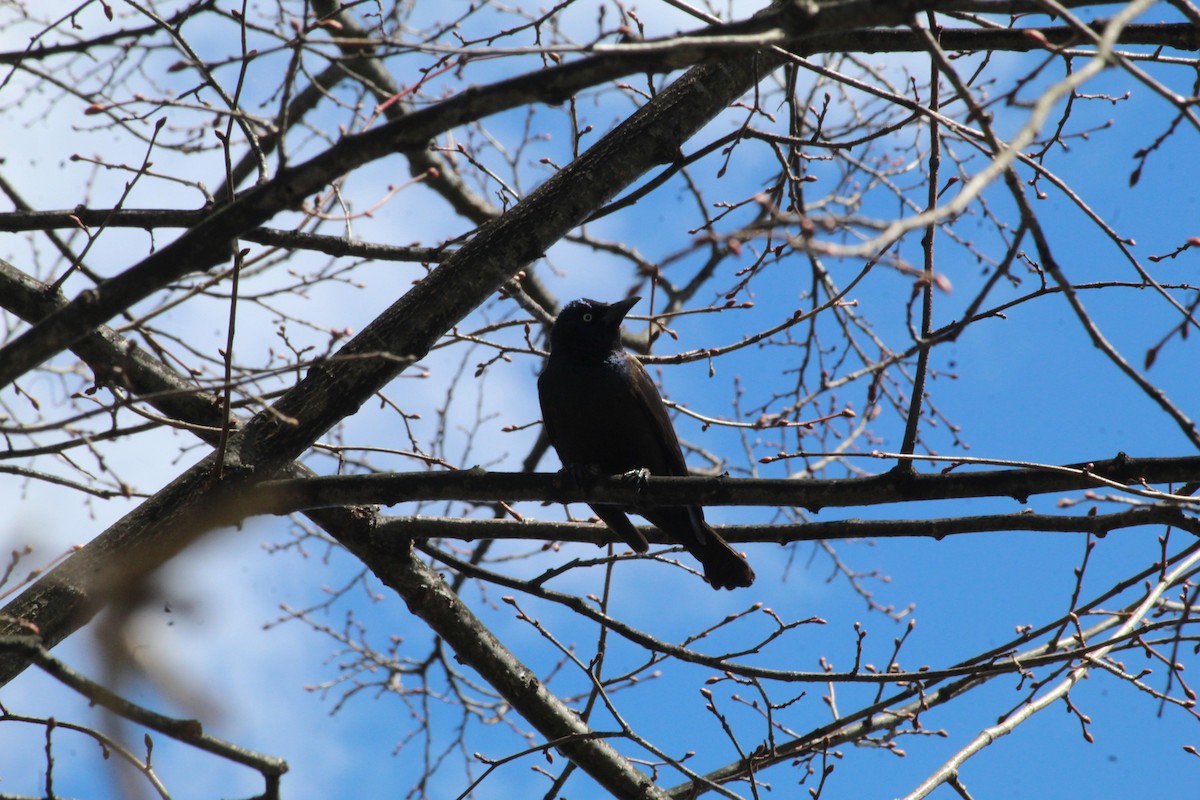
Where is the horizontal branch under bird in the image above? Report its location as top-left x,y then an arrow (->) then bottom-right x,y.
245,452 -> 1200,519
376,505 -> 1200,545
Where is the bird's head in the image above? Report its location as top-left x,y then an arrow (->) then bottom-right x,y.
548,296 -> 640,361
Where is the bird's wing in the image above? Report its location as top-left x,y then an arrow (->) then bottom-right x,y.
620,353 -> 691,476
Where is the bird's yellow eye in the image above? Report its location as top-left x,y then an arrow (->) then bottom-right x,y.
582,313 -> 593,322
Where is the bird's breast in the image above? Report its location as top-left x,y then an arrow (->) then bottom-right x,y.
539,356 -> 676,476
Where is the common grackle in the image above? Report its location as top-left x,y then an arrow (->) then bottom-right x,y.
538,296 -> 755,590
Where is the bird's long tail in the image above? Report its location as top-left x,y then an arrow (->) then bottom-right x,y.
694,525 -> 755,590
643,507 -> 755,590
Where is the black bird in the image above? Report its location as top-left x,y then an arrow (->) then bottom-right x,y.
537,296 -> 755,590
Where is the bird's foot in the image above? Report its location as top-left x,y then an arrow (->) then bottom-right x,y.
619,467 -> 651,491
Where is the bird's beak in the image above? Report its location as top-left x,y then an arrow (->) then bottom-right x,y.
604,296 -> 641,325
